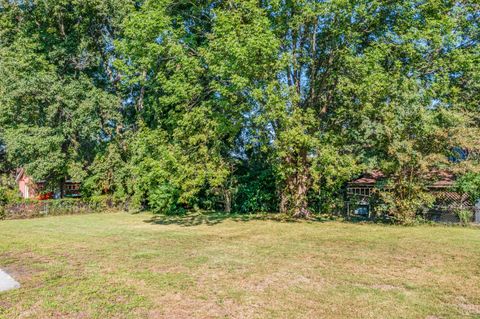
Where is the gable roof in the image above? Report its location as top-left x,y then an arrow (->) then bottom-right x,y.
15,168 -> 26,183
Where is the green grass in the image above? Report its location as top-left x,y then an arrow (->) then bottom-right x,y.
1,212 -> 479,318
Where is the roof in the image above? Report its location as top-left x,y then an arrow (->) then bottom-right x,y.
349,170 -> 385,185
15,168 -> 45,184
429,170 -> 456,189
15,168 -> 25,183
349,170 -> 456,189
15,168 -> 75,184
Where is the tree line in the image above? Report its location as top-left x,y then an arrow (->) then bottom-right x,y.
0,0 -> 479,223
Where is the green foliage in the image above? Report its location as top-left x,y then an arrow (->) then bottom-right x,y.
82,143 -> 130,199
4,127 -> 66,186
0,174 -> 19,205
329,0 -> 480,223
0,0 -> 478,223
147,183 -> 185,215
233,159 -> 278,214
0,0 -> 126,190
377,180 -> 436,225
456,173 -> 480,202
1,198 -> 119,220
456,209 -> 474,226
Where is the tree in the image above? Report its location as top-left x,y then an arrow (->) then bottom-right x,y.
115,0 -> 238,212
0,0 -> 478,221
0,0 -> 128,193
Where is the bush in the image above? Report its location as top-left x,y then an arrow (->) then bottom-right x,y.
87,195 -> 129,211
376,176 -> 436,225
2,198 -> 123,220
233,162 -> 278,214
456,209 -> 473,226
0,187 -> 7,207
456,173 -> 480,203
0,183 -> 21,205
148,184 -> 185,215
0,181 -> 21,220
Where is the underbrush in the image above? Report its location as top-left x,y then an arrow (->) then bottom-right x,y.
0,196 -> 126,220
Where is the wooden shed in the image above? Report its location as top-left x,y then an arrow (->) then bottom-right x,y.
345,170 -> 475,222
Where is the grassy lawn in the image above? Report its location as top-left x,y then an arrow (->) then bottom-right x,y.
0,213 -> 479,319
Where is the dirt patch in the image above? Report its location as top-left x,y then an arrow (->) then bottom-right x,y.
3,265 -> 35,282
0,252 -> 52,290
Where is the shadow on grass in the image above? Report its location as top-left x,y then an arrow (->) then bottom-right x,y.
143,211 -> 335,227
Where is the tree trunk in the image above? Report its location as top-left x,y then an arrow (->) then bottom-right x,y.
279,190 -> 289,214
291,164 -> 311,218
282,150 -> 312,218
59,180 -> 65,199
223,188 -> 232,213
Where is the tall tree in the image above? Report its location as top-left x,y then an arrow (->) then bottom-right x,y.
0,0 -> 128,192
256,0 -> 479,219
334,0 -> 480,222
116,0 -> 241,212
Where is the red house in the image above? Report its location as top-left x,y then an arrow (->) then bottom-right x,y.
15,168 -> 81,200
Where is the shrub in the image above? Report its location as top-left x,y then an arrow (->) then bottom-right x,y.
0,181 -> 21,220
87,195 -> 127,211
0,180 -> 21,205
232,162 -> 278,214
456,209 -> 473,226
0,187 -> 7,207
2,198 -> 124,220
378,190 -> 435,225
148,184 -> 185,215
456,173 -> 480,203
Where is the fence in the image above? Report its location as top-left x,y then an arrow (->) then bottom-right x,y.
0,198 -> 127,220
423,205 -> 476,223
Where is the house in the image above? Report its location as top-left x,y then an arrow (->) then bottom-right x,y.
345,170 -> 475,222
15,168 -> 81,200
346,170 -> 385,217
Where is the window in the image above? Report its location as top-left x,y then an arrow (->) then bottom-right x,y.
348,187 -> 372,197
